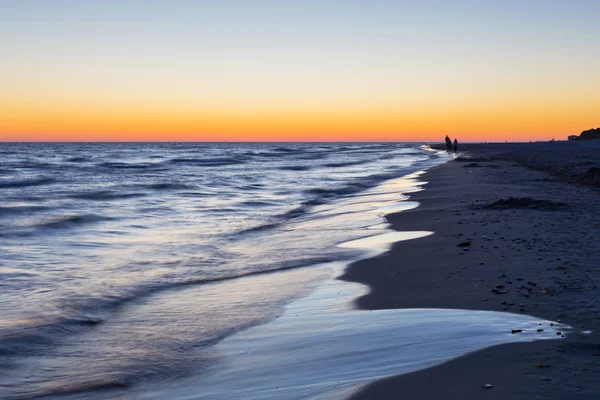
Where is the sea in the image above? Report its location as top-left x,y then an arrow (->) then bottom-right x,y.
0,143 -> 565,399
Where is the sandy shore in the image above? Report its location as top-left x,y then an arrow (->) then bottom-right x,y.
344,142 -> 600,399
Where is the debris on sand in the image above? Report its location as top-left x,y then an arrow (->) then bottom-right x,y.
457,241 -> 471,247
541,288 -> 556,295
482,383 -> 493,389
556,265 -> 568,270
484,197 -> 565,210
536,363 -> 551,368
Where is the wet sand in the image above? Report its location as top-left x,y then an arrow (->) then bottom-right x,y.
344,142 -> 600,399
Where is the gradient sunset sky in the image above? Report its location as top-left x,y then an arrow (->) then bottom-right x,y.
1,0 -> 599,142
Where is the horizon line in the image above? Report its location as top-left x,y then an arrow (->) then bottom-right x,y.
0,140 -> 546,144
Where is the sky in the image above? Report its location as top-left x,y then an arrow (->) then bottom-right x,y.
1,0 -> 599,142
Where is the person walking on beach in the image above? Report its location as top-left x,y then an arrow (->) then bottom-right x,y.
445,135 -> 452,152
453,138 -> 458,152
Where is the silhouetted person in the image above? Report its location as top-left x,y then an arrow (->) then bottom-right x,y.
445,135 -> 452,151
453,139 -> 458,152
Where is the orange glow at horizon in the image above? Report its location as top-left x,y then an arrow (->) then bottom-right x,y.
2,2 -> 599,143
2,96 -> 597,142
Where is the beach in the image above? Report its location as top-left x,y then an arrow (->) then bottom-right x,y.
108,141 -> 597,400
347,141 -> 600,399
1,142 -> 599,399
3,1 -> 600,398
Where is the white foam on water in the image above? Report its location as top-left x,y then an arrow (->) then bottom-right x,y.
79,175 -> 568,400
140,263 -> 569,400
339,230 -> 433,251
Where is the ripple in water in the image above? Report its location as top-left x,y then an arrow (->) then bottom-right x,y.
0,143 -> 454,398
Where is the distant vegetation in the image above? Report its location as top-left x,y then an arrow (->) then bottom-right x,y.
577,128 -> 600,140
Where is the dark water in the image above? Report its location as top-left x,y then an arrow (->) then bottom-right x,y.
0,142 -> 447,399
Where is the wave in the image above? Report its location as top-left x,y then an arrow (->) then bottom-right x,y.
168,157 -> 245,167
323,159 -> 373,168
145,183 -> 195,190
234,204 -> 310,235
0,205 -> 49,215
273,146 -> 296,153
4,162 -> 56,170
10,380 -> 131,400
99,162 -> 157,170
295,152 -> 330,161
237,183 -> 266,190
305,172 -> 399,200
178,192 -> 210,198
236,221 -> 282,234
0,178 -> 55,188
70,191 -> 146,201
0,143 -> 444,398
238,200 -> 277,207
247,152 -> 291,158
0,215 -> 117,235
279,165 -> 312,171
234,168 -> 410,237
0,267 -> 38,278
247,153 -> 444,237
0,254 -> 342,361
66,156 -> 89,162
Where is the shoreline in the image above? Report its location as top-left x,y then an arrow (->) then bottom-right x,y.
344,142 -> 600,399
123,167 -> 570,400
82,154 -> 574,400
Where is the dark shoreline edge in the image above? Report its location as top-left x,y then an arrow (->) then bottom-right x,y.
342,143 -> 600,399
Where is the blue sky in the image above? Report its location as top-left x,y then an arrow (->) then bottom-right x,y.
1,0 -> 599,141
